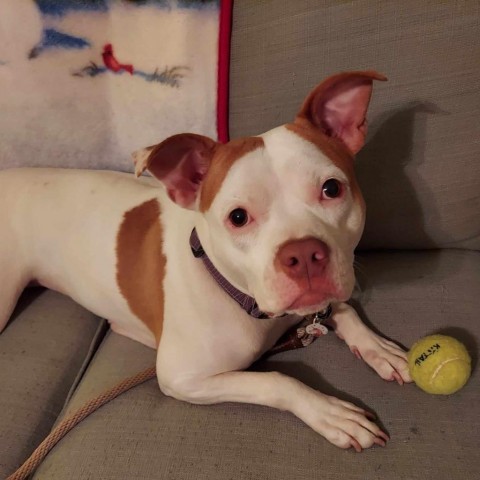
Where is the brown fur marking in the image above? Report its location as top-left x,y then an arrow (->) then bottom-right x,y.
199,136 -> 264,212
116,198 -> 165,345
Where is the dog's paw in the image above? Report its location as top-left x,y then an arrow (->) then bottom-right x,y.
302,394 -> 389,452
350,332 -> 412,385
329,303 -> 412,385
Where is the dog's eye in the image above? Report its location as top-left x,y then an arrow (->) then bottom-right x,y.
229,208 -> 249,227
321,179 -> 342,199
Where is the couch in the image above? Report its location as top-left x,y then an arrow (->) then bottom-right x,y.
1,1 -> 479,478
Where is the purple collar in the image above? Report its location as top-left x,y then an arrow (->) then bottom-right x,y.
189,228 -> 269,319
189,229 -> 332,322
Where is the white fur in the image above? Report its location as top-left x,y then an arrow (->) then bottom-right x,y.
0,168 -> 160,346
198,126 -> 365,315
0,126 -> 411,452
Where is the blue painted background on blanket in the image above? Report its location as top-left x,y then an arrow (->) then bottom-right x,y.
31,0 -> 218,54
36,0 -> 218,17
28,29 -> 90,58
36,0 -> 109,16
1,0 -> 219,89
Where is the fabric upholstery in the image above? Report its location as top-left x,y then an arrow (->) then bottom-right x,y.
0,289 -> 105,479
32,250 -> 480,480
229,0 -> 480,250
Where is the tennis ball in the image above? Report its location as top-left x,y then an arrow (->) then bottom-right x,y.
407,335 -> 471,395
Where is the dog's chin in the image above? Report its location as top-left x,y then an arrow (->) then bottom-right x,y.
287,303 -> 331,317
257,276 -> 355,318
266,289 -> 352,318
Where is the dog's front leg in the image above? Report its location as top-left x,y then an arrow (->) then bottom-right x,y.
159,370 -> 388,452
326,303 -> 412,384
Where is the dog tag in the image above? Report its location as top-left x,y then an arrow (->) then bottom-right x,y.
305,323 -> 328,337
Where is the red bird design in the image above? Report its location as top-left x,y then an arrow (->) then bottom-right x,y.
102,44 -> 134,75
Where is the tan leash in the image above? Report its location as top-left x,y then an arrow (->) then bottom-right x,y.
8,314 -> 330,479
7,367 -> 156,480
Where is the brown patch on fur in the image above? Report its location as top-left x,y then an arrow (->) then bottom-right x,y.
199,136 -> 264,212
286,121 -> 365,210
143,134 -> 217,180
116,198 -> 165,345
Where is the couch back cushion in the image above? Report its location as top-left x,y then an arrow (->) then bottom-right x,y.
229,0 -> 480,250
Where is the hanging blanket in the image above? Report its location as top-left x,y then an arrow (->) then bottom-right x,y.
0,0 -> 232,171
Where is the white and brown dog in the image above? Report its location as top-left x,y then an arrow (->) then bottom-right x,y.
0,71 -> 412,452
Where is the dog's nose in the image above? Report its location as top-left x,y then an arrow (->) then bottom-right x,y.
276,238 -> 329,280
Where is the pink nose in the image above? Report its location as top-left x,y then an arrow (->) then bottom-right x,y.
275,238 -> 329,280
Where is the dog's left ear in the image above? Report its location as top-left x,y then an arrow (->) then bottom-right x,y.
132,133 -> 218,209
296,71 -> 387,155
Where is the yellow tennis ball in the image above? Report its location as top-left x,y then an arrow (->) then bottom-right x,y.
407,335 -> 471,395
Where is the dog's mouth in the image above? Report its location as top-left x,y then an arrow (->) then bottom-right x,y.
287,290 -> 333,309
283,291 -> 335,316
253,257 -> 356,318
264,284 -> 351,318
265,301 -> 330,319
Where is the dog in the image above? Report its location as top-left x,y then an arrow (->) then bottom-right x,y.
0,71 -> 412,452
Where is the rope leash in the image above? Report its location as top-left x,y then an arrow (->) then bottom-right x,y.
7,367 -> 156,480
8,312 -> 330,479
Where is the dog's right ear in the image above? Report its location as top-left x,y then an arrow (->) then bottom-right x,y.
132,133 -> 218,209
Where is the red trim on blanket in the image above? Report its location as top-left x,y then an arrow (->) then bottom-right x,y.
217,0 -> 233,143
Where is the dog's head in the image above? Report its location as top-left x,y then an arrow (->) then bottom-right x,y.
134,71 -> 386,317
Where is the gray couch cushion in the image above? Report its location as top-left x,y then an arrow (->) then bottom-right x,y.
229,0 -> 480,250
32,250 -> 479,479
0,289 -> 105,479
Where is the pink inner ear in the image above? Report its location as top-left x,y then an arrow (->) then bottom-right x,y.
162,150 -> 209,208
145,133 -> 217,209
319,80 -> 373,154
